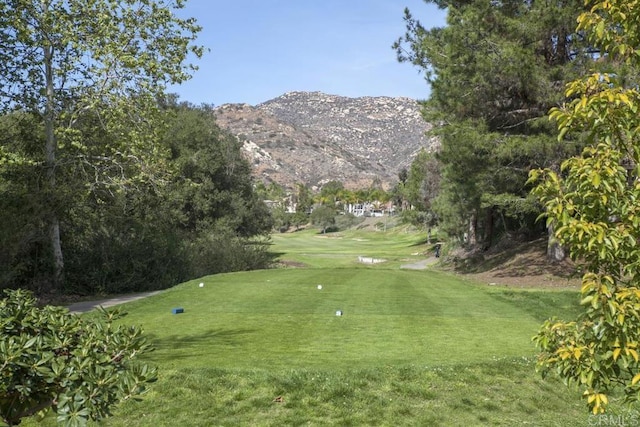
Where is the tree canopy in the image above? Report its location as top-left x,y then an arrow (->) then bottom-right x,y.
0,0 -> 202,290
395,0 -> 592,247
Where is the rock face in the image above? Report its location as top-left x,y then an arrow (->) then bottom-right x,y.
213,91 -> 437,190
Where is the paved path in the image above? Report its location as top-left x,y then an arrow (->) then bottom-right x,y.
67,291 -> 162,313
400,257 -> 438,270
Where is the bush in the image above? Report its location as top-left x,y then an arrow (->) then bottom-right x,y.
63,223 -> 189,295
0,289 -> 156,426
188,233 -> 274,278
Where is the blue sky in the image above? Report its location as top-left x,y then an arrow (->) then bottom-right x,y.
170,1 -> 447,106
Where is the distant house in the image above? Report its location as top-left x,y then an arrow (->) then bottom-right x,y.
344,202 -> 393,217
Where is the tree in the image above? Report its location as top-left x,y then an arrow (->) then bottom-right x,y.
163,102 -> 272,238
394,0 -> 590,249
156,101 -> 274,280
0,289 -> 156,426
404,149 -> 440,211
318,180 -> 344,206
1,99 -> 275,295
0,0 -> 202,290
310,205 -> 336,234
294,183 -> 314,214
530,0 -> 640,413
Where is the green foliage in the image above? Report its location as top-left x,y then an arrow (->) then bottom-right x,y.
0,289 -> 156,426
404,149 -> 440,211
529,0 -> 640,413
290,211 -> 309,230
310,205 -> 336,234
254,182 -> 286,201
0,101 -> 274,295
395,0 -> 591,245
0,113 -> 52,289
163,102 -> 273,238
0,0 -> 202,290
294,183 -> 314,214
317,180 -> 344,206
187,233 -> 273,278
400,209 -> 436,230
62,203 -> 188,295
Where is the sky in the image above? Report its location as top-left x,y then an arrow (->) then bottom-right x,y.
169,0 -> 447,106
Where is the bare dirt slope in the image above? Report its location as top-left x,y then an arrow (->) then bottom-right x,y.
442,238 -> 581,289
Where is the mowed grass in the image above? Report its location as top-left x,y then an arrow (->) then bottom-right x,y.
128,269 -> 552,371
26,226 -> 627,426
269,226 -> 431,269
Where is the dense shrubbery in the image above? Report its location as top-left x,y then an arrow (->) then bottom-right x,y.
188,233 -> 274,278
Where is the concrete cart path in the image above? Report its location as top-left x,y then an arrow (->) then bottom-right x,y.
400,257 -> 438,270
67,291 -> 162,313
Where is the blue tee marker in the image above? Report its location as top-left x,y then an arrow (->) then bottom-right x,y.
172,307 -> 184,314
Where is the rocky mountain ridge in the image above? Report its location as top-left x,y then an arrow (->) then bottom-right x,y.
213,91 -> 438,190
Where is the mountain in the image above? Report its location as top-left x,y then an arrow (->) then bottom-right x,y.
213,91 -> 437,190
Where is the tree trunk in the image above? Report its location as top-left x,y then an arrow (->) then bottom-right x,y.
547,221 -> 566,262
44,42 -> 64,289
484,206 -> 494,250
467,210 -> 478,247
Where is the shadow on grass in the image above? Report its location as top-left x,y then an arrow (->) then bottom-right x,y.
147,328 -> 257,359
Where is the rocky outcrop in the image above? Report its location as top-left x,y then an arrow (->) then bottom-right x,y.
213,91 -> 437,190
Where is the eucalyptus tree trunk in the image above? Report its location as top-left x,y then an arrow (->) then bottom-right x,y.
467,210 -> 478,247
44,42 -> 64,288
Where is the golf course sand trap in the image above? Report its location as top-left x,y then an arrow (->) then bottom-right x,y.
358,255 -> 386,264
400,257 -> 437,269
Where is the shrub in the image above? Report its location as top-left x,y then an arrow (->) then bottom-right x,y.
188,234 -> 274,278
0,289 -> 156,426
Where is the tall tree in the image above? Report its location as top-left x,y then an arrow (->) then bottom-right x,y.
0,0 -> 202,290
405,148 -> 440,211
395,0 -> 590,249
163,102 -> 273,238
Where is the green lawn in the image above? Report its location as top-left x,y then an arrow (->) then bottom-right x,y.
129,269 -> 553,371
269,227 -> 433,269
25,226 -> 633,426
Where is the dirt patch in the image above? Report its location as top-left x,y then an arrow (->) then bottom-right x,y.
276,260 -> 308,268
441,238 -> 581,289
